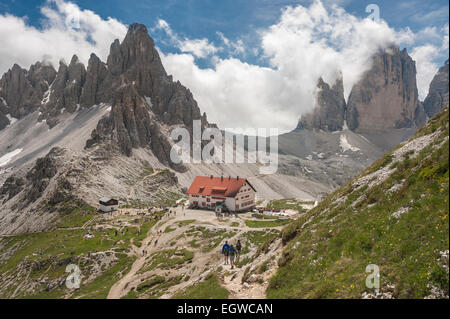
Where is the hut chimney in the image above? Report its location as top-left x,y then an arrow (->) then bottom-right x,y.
237,176 -> 239,180
210,175 -> 213,179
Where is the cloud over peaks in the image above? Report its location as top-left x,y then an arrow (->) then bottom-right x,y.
0,0 -> 127,73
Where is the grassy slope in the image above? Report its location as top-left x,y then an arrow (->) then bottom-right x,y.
172,273 -> 229,299
267,107 -> 449,299
0,206 -> 158,298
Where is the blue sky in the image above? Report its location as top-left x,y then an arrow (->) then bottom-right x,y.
1,0 -> 448,66
0,0 -> 448,132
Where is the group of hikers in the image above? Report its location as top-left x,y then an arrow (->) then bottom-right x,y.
215,211 -> 238,218
221,240 -> 242,269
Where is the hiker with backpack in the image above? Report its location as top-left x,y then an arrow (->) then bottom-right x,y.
236,240 -> 242,262
222,241 -> 230,265
229,245 -> 236,269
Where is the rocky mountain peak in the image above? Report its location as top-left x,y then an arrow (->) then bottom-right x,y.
0,62 -> 54,122
69,54 -> 80,65
83,23 -> 206,167
107,22 -> 167,90
1,22 -> 207,168
296,75 -> 346,132
79,53 -> 110,107
103,23 -> 204,128
128,22 -> 149,35
28,61 -> 57,89
346,46 -> 426,131
39,55 -> 87,125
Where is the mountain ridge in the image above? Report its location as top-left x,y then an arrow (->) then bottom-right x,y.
296,46 -> 430,134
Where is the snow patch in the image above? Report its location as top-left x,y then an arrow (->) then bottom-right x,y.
342,119 -> 349,131
6,114 -> 18,126
0,148 -> 23,167
145,96 -> 153,108
340,134 -> 360,152
41,83 -> 53,105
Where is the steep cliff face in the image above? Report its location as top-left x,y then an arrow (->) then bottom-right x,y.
79,53 -> 111,107
295,47 -> 427,134
0,62 -> 56,122
83,23 -> 203,169
346,47 -> 426,131
423,59 -> 449,118
39,55 -> 87,127
296,76 -> 346,132
105,23 -> 204,128
87,84 -> 152,155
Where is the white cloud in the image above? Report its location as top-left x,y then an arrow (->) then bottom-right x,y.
442,24 -> 449,50
161,52 -> 291,134
162,1 -> 413,134
411,6 -> 449,24
415,26 -> 441,41
1,0 -> 448,134
410,24 -> 448,100
217,31 -> 245,55
155,19 -> 218,58
0,0 -> 127,74
178,38 -> 218,59
410,45 -> 440,100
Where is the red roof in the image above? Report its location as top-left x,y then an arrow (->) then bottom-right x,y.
187,176 -> 255,198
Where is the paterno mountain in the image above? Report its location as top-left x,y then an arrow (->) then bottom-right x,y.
0,23 -> 448,235
0,24 -> 207,168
